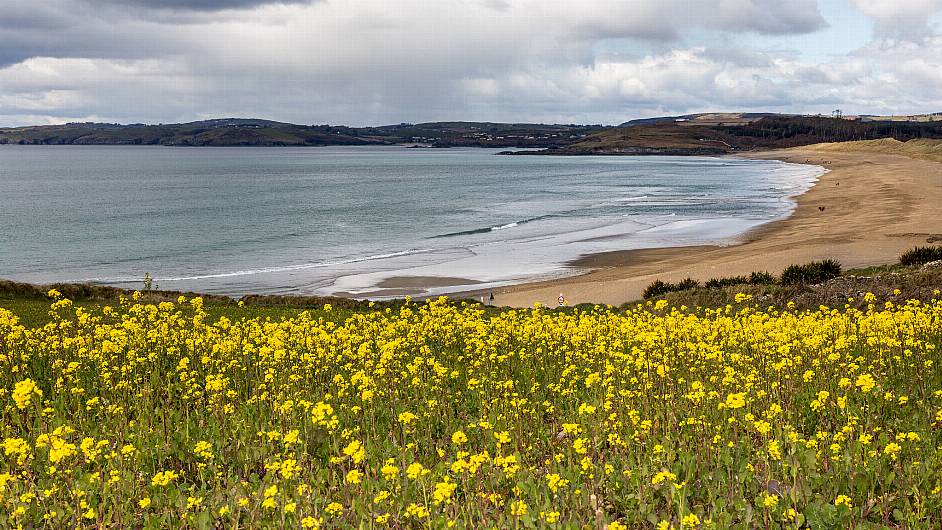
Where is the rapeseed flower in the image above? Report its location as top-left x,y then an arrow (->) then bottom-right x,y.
0,294 -> 940,526
12,379 -> 41,410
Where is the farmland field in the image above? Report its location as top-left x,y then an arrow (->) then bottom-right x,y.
1,291 -> 942,528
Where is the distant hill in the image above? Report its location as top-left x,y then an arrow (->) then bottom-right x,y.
0,119 -> 606,148
8,114 -> 942,154
619,112 -> 786,127
517,115 -> 942,156
859,112 -> 942,123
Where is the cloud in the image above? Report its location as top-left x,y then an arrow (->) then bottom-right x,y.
115,0 -> 315,9
1,1 -> 941,126
563,0 -> 826,41
851,0 -> 942,41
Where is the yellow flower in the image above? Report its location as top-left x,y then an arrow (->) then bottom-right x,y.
381,462 -> 399,480
345,469 -> 362,485
724,392 -> 746,409
433,479 -> 457,504
509,500 -> 528,517
279,459 -> 300,479
762,494 -> 778,508
884,442 -> 901,459
451,431 -> 468,445
373,490 -> 391,504
651,470 -> 677,486
573,437 -> 588,455
138,497 -> 151,509
342,440 -> 365,464
835,495 -> 852,508
406,462 -> 426,479
406,503 -> 429,519
301,516 -> 322,529
855,374 -> 876,393
194,441 -> 213,460
546,473 -> 569,493
150,470 -> 179,487
12,379 -> 42,410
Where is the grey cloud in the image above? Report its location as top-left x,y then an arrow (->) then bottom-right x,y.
701,47 -> 776,68
0,2 -> 185,67
3,1 -> 942,127
851,0 -> 942,41
99,0 -> 317,11
730,0 -> 828,34
571,0 -> 826,42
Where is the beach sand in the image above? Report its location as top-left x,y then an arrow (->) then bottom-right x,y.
486,142 -> 942,307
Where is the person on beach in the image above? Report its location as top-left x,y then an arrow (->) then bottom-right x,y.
558,293 -> 565,307
489,292 -> 494,303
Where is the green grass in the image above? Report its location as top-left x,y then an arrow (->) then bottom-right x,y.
0,279 -> 506,328
0,294 -> 342,328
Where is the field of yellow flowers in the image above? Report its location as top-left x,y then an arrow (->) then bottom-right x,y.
2,290 -> 942,528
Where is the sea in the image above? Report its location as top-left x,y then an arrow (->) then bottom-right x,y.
0,145 -> 825,298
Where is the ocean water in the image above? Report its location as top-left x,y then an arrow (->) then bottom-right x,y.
0,145 -> 824,298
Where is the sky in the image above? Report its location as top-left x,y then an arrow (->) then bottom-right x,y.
2,0 -> 942,127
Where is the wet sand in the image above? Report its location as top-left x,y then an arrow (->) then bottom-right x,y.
340,275 -> 483,298
486,144 -> 942,307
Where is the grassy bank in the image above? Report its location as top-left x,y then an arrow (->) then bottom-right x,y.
1,276 -> 942,527
0,279 -> 486,328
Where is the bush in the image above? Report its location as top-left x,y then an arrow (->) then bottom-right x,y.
899,246 -> 942,266
780,259 -> 842,285
749,271 -> 775,285
703,272 -> 774,289
643,278 -> 703,299
705,276 -> 749,289
642,280 -> 673,299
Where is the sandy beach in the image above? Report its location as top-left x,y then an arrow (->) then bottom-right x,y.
482,141 -> 942,307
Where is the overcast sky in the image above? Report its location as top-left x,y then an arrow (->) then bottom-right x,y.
2,0 -> 942,126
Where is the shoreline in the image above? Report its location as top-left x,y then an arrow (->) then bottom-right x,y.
470,144 -> 942,307
362,154 -> 826,301
5,142 -> 938,306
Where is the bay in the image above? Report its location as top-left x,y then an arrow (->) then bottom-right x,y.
0,145 -> 824,297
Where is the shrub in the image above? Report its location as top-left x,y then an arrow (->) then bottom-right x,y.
643,278 -> 704,299
705,276 -> 749,289
643,280 -> 673,299
749,271 -> 775,285
703,272 -> 774,289
780,259 -> 842,285
899,246 -> 942,266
